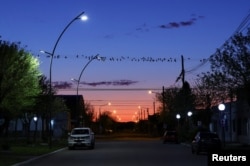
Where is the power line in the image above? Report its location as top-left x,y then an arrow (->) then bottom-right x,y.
234,11 -> 250,34
184,11 -> 250,76
59,88 -> 162,91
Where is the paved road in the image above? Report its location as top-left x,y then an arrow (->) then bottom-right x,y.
17,140 -> 207,166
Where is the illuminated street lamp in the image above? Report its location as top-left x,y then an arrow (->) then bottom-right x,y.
218,103 -> 226,147
176,114 -> 181,119
98,102 -> 111,134
176,114 -> 181,128
187,111 -> 192,117
187,111 -> 193,129
148,90 -> 156,114
148,90 -> 153,94
33,115 -> 38,143
73,54 -> 101,98
138,106 -> 146,120
40,11 -> 87,148
218,103 -> 225,111
40,12 -> 87,93
71,54 -> 101,126
99,102 -> 111,118
134,111 -> 139,122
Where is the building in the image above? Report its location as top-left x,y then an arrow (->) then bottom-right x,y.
7,95 -> 84,139
56,95 -> 85,129
210,100 -> 250,145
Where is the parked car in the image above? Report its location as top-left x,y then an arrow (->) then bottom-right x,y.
162,130 -> 178,144
191,131 -> 221,154
68,127 -> 95,150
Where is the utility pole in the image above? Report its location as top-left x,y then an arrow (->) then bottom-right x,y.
181,55 -> 185,86
175,55 -> 185,86
162,86 -> 165,112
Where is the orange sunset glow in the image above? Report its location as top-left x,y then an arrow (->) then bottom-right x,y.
58,88 -> 162,122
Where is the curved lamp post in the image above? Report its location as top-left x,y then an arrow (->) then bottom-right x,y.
75,54 -> 100,98
41,11 -> 87,95
148,90 -> 159,114
98,102 -> 112,118
98,102 -> 111,134
71,54 -> 101,126
49,12 -> 87,91
40,11 -> 87,148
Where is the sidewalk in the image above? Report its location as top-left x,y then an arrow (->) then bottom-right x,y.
223,142 -> 250,150
181,142 -> 250,150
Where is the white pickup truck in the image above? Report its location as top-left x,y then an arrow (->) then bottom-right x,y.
68,127 -> 95,150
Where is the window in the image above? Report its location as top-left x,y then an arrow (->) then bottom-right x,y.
72,129 -> 89,135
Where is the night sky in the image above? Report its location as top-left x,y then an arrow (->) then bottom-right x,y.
1,0 -> 250,121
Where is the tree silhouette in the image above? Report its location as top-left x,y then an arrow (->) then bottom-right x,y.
199,29 -> 250,105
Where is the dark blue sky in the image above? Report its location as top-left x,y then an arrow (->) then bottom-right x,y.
1,0 -> 250,121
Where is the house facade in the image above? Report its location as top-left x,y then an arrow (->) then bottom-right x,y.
210,100 -> 250,144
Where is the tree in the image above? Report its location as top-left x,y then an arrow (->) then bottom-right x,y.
99,111 -> 116,134
157,87 -> 179,130
0,40 -> 41,137
156,83 -> 195,132
83,102 -> 95,127
198,29 -> 250,104
192,79 -> 215,129
174,82 -> 195,117
35,75 -> 69,141
35,75 -> 54,140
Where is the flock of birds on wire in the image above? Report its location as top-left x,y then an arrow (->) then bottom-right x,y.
38,53 -> 208,63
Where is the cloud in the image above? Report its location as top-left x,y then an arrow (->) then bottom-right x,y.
102,14 -> 204,39
53,81 -> 73,89
159,15 -> 204,29
80,80 -> 139,86
52,80 -> 139,89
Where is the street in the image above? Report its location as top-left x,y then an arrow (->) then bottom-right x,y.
17,140 -> 207,166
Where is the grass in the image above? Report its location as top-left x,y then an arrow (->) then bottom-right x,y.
0,140 -> 66,166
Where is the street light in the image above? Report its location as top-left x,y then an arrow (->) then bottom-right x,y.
40,11 -> 87,93
33,115 -> 38,143
40,11 -> 87,148
74,54 -> 101,97
218,104 -> 225,111
98,102 -> 111,134
187,111 -> 192,117
187,111 -> 193,129
218,103 -> 226,147
71,54 -> 102,126
176,114 -> 181,128
138,106 -> 142,120
98,102 -> 111,118
176,114 -> 181,119
148,90 -> 159,114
